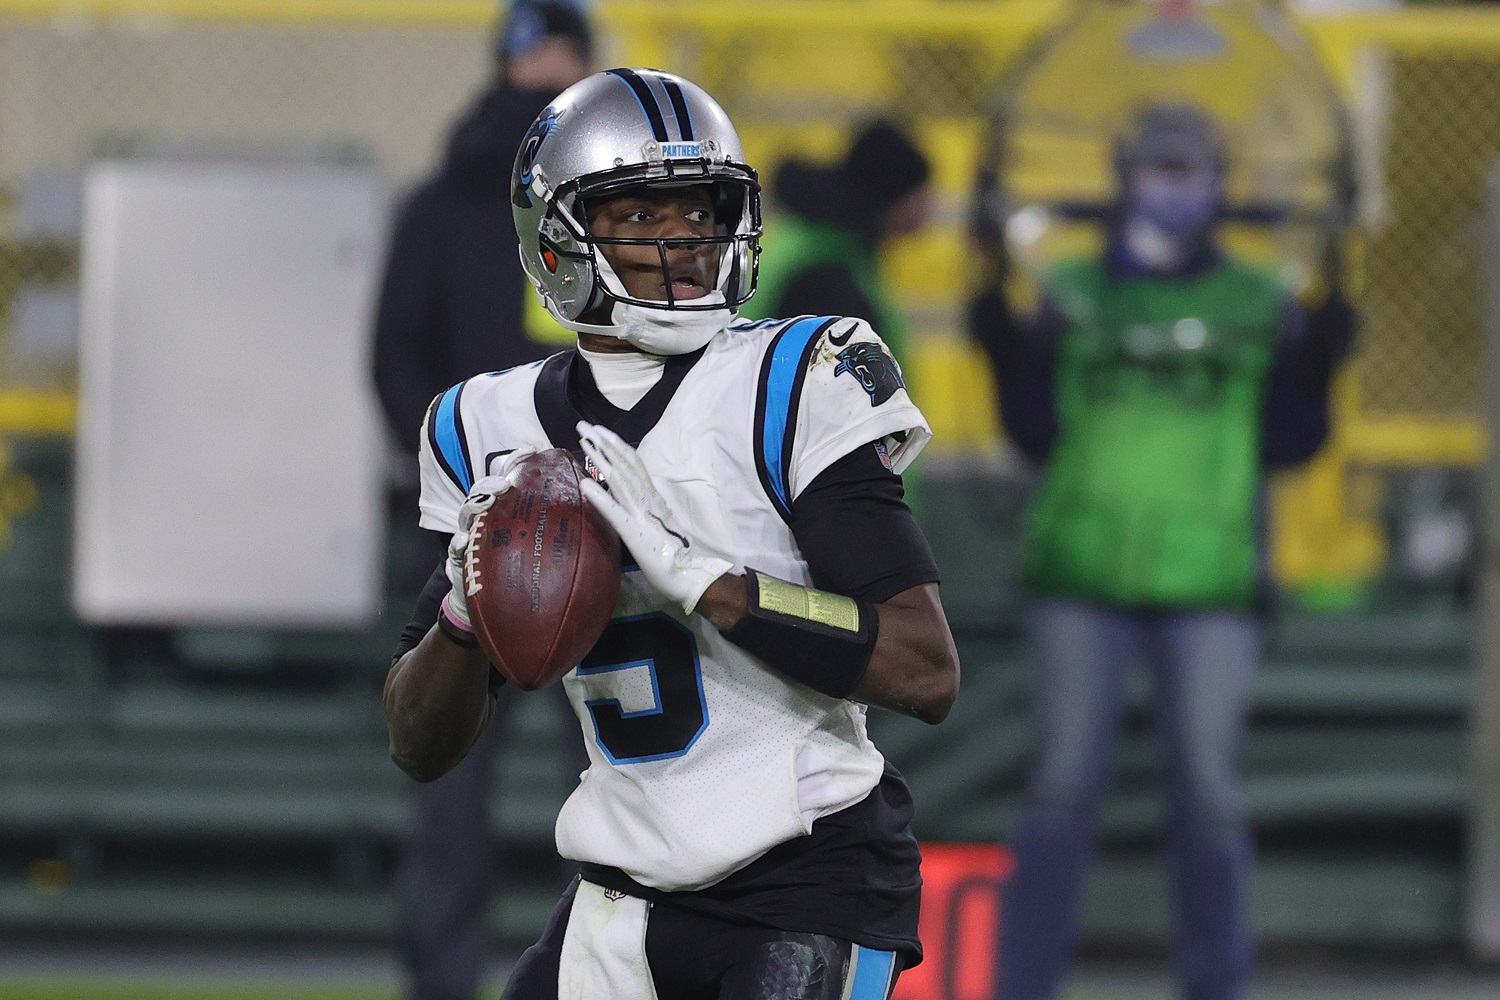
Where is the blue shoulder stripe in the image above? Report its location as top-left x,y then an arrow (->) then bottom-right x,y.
433,383 -> 474,493
754,315 -> 838,520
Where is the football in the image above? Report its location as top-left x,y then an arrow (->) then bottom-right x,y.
463,448 -> 621,690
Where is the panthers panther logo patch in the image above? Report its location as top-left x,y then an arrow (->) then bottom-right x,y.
511,105 -> 560,210
834,341 -> 904,406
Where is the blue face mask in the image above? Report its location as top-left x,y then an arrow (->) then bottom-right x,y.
1121,168 -> 1220,273
1129,169 -> 1219,235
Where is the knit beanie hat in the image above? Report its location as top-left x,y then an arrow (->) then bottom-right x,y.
841,119 -> 931,210
496,0 -> 594,64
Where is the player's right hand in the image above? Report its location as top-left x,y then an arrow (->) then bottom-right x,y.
576,422 -> 733,617
441,448 -> 537,630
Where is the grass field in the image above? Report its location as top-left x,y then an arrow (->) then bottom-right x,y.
2,982 -> 1497,1000
0,988 -> 1476,1000
0,986 -> 398,1000
7,962 -> 1500,1000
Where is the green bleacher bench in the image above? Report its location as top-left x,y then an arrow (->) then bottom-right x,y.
0,879 -> 561,943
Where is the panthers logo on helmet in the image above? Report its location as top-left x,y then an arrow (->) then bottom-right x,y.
834,342 -> 905,406
511,106 -> 561,210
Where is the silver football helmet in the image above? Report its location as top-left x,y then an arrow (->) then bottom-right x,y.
510,68 -> 761,335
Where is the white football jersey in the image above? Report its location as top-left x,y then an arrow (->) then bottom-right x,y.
417,315 -> 932,891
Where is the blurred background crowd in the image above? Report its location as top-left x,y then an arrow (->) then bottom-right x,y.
4,0 -> 1500,998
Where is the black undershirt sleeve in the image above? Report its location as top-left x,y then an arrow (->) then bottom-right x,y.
787,443 -> 940,603
391,551 -> 505,696
393,560 -> 450,662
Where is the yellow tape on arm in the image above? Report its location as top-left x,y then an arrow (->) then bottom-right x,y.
754,573 -> 861,633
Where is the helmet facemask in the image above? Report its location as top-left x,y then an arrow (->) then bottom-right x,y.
538,158 -> 761,321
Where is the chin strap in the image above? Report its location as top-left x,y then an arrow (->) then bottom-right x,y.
541,284 -> 732,356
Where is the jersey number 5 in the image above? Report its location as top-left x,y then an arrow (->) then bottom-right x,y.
576,613 -> 708,764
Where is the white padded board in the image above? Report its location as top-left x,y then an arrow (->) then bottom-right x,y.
74,160 -> 387,625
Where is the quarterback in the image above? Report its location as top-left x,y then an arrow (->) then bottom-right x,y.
383,68 -> 959,1000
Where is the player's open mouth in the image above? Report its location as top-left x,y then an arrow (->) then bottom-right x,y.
666,266 -> 709,298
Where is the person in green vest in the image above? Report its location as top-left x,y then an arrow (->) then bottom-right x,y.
744,119 -> 932,516
968,104 -> 1355,1000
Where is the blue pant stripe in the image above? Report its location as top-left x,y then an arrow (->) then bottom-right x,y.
846,945 -> 896,1000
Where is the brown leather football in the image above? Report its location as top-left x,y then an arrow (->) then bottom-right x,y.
463,448 -> 621,691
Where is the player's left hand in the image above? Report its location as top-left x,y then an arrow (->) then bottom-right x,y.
576,421 -> 733,616
441,448 -> 539,631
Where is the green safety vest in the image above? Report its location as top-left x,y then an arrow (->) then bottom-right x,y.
1022,257 -> 1285,609
742,215 -> 909,361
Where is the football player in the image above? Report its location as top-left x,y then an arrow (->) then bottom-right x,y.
383,68 -> 959,1000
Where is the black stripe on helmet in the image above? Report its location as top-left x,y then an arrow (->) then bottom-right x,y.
607,68 -> 669,143
659,77 -> 695,141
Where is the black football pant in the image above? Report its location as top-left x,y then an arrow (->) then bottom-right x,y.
501,877 -> 900,999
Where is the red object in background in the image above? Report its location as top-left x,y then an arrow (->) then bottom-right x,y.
892,842 -> 1015,1000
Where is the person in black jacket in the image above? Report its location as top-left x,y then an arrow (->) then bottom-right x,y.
741,119 -> 932,364
374,3 -> 592,446
373,5 -> 592,999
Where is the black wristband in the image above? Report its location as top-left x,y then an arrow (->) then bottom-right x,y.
722,570 -> 878,699
436,613 -> 480,649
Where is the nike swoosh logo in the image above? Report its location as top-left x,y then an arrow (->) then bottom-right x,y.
828,323 -> 856,346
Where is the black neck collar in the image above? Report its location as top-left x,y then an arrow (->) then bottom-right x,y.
534,346 -> 706,451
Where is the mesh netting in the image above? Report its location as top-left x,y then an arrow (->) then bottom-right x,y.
0,18 -> 486,180
0,13 -> 492,391
1356,53 -> 1500,419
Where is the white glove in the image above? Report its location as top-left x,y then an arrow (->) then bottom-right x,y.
576,421 -> 733,616
441,447 -> 537,629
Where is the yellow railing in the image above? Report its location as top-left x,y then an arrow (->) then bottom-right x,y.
0,0 -> 496,26
0,390 -> 74,436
